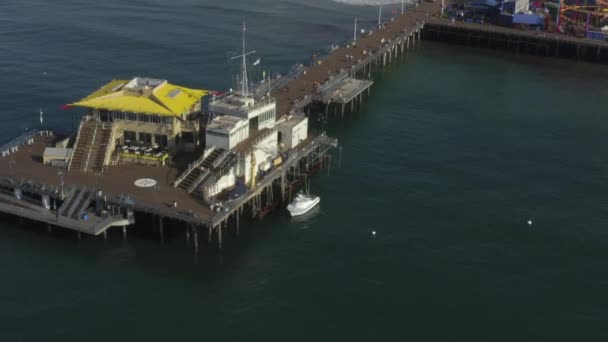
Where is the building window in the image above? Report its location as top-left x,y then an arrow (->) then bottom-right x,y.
139,132 -> 152,145
154,134 -> 168,147
124,131 -> 136,143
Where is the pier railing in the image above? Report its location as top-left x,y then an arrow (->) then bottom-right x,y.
0,130 -> 52,158
102,124 -> 119,169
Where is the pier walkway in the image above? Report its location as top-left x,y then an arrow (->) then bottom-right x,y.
268,1 -> 443,117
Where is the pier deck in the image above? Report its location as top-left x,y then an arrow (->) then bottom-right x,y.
270,1 -> 443,117
0,134 -> 213,223
316,75 -> 374,104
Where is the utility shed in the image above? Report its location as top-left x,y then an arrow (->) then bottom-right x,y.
277,115 -> 308,149
43,148 -> 73,166
206,115 -> 249,150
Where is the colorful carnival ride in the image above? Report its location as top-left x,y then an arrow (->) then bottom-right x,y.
557,0 -> 608,35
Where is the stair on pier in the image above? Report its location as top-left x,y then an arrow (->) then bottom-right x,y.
57,188 -> 76,215
61,188 -> 82,217
87,125 -> 112,172
70,120 -> 112,172
178,148 -> 224,192
71,190 -> 95,220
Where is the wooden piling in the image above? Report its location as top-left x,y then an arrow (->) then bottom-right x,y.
159,216 -> 164,245
193,225 -> 199,254
218,221 -> 223,249
236,209 -> 240,236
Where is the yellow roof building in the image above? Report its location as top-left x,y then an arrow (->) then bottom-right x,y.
71,77 -> 208,117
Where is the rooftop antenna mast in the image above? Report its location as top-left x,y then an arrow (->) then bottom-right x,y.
231,21 -> 256,96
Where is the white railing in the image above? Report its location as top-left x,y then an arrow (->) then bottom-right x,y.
102,124 -> 118,170
0,130 -> 54,158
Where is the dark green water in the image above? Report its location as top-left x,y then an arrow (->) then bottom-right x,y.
2,0 -> 608,340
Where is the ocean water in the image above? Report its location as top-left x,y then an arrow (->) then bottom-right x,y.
2,0 -> 608,340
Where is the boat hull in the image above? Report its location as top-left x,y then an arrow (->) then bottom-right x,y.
287,196 -> 320,216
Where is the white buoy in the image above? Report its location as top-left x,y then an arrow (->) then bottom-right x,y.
371,230 -> 376,236
527,220 -> 533,226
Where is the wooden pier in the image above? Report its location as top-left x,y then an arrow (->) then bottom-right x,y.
423,19 -> 608,64
0,1 -> 443,252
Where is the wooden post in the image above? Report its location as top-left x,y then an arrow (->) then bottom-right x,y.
218,221 -> 223,249
281,170 -> 286,203
208,225 -> 213,242
193,225 -> 199,254
186,224 -> 190,242
341,103 -> 345,118
103,230 -> 108,240
122,226 -> 127,239
236,209 -> 240,236
159,216 -> 164,245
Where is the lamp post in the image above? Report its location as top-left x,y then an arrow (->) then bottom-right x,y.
58,170 -> 64,199
378,0 -> 383,27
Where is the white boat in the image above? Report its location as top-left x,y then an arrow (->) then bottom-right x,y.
287,192 -> 320,216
